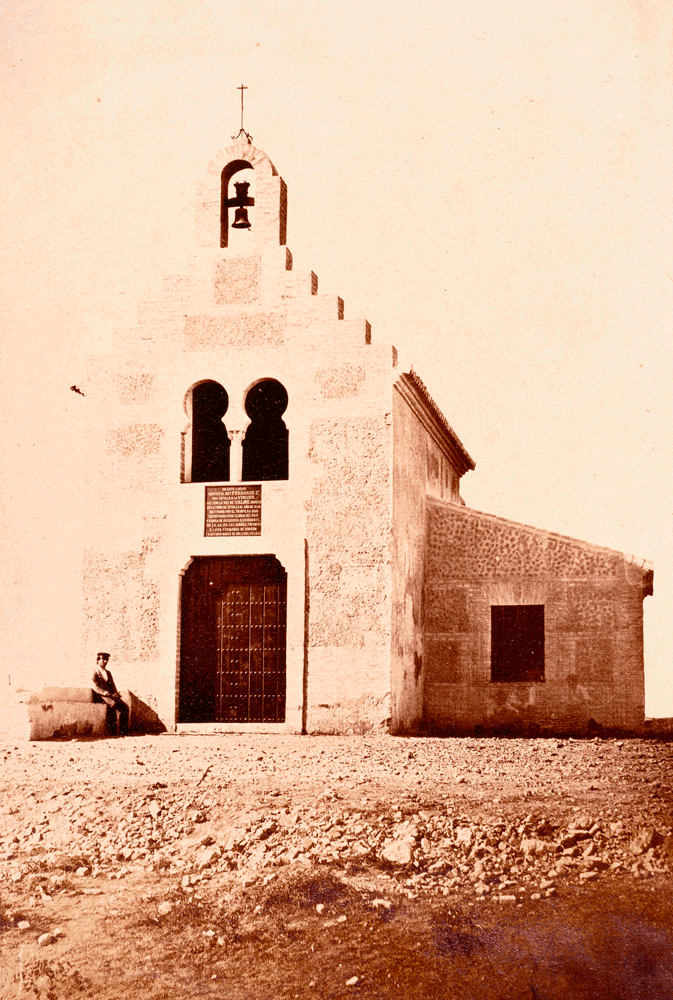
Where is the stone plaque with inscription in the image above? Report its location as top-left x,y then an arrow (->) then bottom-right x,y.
205,485 -> 262,537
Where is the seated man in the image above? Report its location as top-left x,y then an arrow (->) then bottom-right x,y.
92,652 -> 129,736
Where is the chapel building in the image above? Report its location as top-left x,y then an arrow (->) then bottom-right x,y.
79,138 -> 653,736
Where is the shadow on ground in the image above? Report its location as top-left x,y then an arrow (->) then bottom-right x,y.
7,868 -> 670,1000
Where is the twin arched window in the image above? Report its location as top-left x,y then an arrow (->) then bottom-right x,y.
241,379 -> 289,481
191,381 -> 231,482
186,378 -> 288,483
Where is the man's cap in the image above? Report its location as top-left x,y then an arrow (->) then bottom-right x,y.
97,652 -> 110,659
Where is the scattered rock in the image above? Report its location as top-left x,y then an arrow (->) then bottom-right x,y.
455,827 -> 473,848
629,828 -> 661,856
560,831 -> 590,849
1,736 -> 671,910
579,870 -> 598,882
197,846 -> 221,870
381,840 -> 414,866
521,837 -> 549,856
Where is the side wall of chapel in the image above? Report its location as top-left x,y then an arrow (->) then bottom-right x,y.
390,383 -> 467,732
423,498 -> 651,734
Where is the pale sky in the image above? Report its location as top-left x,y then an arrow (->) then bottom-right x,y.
1,1 -> 672,714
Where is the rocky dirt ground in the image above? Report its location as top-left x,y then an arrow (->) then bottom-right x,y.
2,733 -> 673,999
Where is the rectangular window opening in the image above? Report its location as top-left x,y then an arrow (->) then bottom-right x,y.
491,605 -> 545,683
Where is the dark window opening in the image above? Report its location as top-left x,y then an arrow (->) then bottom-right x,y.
242,379 -> 289,481
191,381 -> 230,483
491,605 -> 545,682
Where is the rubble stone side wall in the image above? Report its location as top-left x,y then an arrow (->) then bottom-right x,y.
424,499 -> 648,734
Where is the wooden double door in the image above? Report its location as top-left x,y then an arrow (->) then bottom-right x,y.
179,556 -> 287,724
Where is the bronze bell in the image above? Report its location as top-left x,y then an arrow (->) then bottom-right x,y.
232,206 -> 251,229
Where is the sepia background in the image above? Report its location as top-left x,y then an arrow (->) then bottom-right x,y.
1,0 -> 671,714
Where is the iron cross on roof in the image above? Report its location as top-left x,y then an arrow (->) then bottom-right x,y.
232,84 -> 253,143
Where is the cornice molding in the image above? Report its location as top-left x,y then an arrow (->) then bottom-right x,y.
395,370 -> 475,476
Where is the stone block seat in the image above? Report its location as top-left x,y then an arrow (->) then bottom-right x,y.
18,687 -> 165,740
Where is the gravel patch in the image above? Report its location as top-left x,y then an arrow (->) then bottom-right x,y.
2,733 -> 672,909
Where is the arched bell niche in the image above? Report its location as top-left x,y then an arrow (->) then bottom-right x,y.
242,378 -> 289,482
197,141 -> 286,250
221,160 -> 255,248
184,380 -> 231,483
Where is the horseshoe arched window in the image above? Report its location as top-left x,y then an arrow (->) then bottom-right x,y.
189,380 -> 231,483
242,379 -> 289,481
